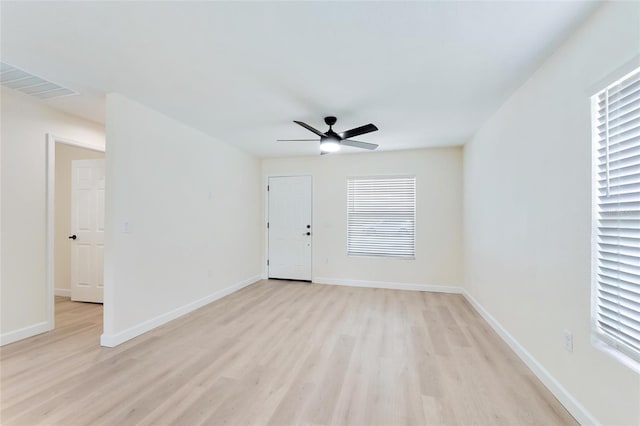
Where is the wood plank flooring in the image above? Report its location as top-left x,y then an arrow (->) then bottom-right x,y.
0,280 -> 577,425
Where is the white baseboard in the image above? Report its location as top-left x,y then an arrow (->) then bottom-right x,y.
100,274 -> 262,347
0,321 -> 51,346
313,277 -> 463,294
462,290 -> 599,426
55,288 -> 71,297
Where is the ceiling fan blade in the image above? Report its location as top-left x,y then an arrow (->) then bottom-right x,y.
339,123 -> 378,140
341,139 -> 379,150
293,121 -> 326,137
276,139 -> 320,142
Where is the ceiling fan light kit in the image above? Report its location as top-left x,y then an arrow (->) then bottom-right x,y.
320,140 -> 341,153
278,116 -> 379,155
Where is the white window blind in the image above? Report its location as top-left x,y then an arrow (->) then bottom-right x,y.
347,176 -> 415,258
592,66 -> 640,366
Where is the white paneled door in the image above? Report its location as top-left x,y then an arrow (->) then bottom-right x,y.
70,159 -> 105,303
268,176 -> 312,281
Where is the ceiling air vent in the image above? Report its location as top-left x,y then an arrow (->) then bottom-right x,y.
1,62 -> 77,99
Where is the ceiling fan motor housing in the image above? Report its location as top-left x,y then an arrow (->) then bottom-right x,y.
323,130 -> 340,140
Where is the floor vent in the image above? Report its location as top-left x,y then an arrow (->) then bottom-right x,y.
1,62 -> 77,99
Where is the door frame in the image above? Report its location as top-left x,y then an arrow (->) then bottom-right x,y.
265,174 -> 314,281
45,133 -> 105,330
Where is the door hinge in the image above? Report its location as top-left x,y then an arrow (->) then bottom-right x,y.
267,185 -> 270,191
267,222 -> 269,229
267,259 -> 269,266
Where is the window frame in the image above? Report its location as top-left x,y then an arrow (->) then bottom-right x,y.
346,175 -> 417,259
590,64 -> 640,374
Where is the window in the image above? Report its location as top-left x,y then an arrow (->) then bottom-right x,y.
347,176 -> 416,258
591,65 -> 640,370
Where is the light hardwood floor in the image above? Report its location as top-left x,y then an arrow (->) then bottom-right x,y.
0,280 -> 576,425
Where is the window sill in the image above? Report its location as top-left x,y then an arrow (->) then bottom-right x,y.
591,334 -> 640,375
348,254 -> 416,260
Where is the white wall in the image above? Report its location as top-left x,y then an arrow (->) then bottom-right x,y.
262,148 -> 463,289
102,94 -> 262,346
54,144 -> 105,296
1,88 -> 105,342
463,2 -> 640,425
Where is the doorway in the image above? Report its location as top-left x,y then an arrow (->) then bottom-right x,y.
267,175 -> 313,281
47,134 -> 105,330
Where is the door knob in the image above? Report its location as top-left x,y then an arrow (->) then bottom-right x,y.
68,235 -> 77,240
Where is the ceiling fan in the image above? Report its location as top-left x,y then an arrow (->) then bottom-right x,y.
278,116 -> 379,154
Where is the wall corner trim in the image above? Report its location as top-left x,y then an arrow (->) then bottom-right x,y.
100,274 -> 262,347
0,321 -> 51,346
462,290 -> 601,426
313,277 -> 463,294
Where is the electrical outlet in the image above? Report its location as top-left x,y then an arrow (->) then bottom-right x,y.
563,329 -> 573,353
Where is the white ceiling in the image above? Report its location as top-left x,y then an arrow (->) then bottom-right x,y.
1,1 -> 599,157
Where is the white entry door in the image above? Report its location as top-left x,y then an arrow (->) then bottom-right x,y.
70,159 -> 105,303
268,176 -> 312,281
